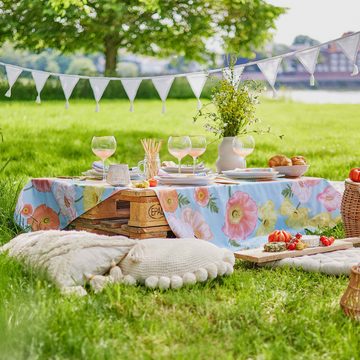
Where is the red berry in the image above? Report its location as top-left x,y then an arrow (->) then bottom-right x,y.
320,236 -> 327,242
287,243 -> 296,251
295,233 -> 302,240
322,239 -> 330,246
328,236 -> 335,245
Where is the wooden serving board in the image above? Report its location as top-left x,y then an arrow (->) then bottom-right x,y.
234,240 -> 353,263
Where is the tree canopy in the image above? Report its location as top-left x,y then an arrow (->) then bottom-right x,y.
0,0 -> 285,74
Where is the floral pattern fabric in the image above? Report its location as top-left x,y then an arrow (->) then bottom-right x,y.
15,178 -> 120,231
154,177 -> 342,250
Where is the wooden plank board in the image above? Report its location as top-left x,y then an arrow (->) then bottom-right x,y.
342,237 -> 360,246
235,240 -> 353,263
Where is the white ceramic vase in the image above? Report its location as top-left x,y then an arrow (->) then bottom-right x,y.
215,136 -> 246,172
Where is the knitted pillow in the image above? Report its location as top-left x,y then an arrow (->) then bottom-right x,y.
119,238 -> 235,289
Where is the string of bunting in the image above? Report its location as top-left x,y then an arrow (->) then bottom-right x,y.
0,31 -> 359,113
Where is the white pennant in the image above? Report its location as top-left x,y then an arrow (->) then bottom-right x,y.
120,78 -> 142,112
257,58 -> 282,97
223,66 -> 244,89
32,71 -> 50,104
336,33 -> 360,76
59,75 -> 79,109
89,78 -> 110,112
152,76 -> 174,113
5,65 -> 22,97
186,73 -> 208,110
296,47 -> 320,86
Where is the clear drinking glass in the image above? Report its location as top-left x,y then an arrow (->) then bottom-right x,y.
168,136 -> 191,174
91,136 -> 117,181
232,135 -> 255,168
189,135 -> 207,174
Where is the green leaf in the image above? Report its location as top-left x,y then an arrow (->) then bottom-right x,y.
178,193 -> 190,208
207,195 -> 219,213
281,185 -> 293,198
228,239 -> 241,247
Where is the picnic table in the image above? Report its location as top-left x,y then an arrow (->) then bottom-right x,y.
15,177 -> 342,250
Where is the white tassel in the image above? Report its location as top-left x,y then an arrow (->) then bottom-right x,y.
36,94 -> 41,104
161,101 -> 166,114
197,98 -> 202,110
5,88 -> 11,97
351,64 -> 359,76
310,74 -> 315,86
129,101 -> 134,112
65,100 -> 69,109
272,88 -> 277,98
95,102 -> 99,112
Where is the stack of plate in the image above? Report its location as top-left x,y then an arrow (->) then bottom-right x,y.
222,168 -> 281,181
155,174 -> 215,186
161,164 -> 211,174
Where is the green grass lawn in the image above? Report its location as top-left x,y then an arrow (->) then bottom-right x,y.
0,99 -> 359,359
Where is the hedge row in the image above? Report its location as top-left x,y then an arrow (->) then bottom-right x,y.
0,77 -> 217,101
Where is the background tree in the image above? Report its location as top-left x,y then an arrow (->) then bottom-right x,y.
0,0 -> 285,75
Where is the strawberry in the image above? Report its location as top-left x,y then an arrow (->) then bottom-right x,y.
322,238 -> 330,246
328,236 -> 335,245
295,233 -> 302,240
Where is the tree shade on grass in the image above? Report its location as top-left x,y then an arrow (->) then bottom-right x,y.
0,99 -> 359,359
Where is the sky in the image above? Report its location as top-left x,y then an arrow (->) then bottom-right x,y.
267,0 -> 360,45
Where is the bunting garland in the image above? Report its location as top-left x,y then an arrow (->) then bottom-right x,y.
0,31 -> 358,112
296,47 -> 320,86
186,73 -> 208,109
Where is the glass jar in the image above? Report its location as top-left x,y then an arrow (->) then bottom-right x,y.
138,154 -> 160,180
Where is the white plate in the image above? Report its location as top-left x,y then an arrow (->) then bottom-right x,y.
162,166 -> 210,174
274,165 -> 309,177
155,175 -> 214,186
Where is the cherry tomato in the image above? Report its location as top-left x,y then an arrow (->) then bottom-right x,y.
295,233 -> 302,240
328,236 -> 335,245
149,178 -> 158,187
349,168 -> 360,182
287,243 -> 296,251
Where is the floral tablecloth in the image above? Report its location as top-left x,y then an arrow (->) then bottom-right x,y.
15,178 -> 121,231
154,177 -> 342,250
15,177 -> 342,251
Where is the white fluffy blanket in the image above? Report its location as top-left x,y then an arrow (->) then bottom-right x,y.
0,230 -> 138,295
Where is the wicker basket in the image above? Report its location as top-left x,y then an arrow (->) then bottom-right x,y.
340,265 -> 360,321
341,179 -> 360,238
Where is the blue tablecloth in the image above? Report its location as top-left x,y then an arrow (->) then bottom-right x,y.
15,177 -> 342,251
153,177 -> 342,250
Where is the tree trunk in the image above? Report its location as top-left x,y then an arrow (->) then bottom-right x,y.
104,39 -> 118,76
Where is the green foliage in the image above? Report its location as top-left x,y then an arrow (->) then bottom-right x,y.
177,193 -> 190,208
194,68 -> 265,137
0,0 -> 285,73
305,222 -> 345,239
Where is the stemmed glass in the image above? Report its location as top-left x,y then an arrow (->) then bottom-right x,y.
232,135 -> 255,168
168,136 -> 192,174
189,136 -> 207,174
91,136 -> 117,181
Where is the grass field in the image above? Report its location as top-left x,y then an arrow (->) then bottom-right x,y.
0,99 -> 360,359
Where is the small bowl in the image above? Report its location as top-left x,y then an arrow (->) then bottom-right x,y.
274,165 -> 309,178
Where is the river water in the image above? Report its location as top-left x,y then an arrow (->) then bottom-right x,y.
275,90 -> 360,104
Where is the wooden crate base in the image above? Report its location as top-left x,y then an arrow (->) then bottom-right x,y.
67,189 -> 172,239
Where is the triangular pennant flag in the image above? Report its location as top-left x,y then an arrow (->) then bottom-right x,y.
336,33 -> 360,76
296,47 -> 320,86
186,73 -> 208,110
89,78 -> 110,112
120,78 -> 142,112
5,65 -> 22,97
31,71 -> 50,104
257,58 -> 282,96
59,75 -> 79,109
223,66 -> 244,89
152,76 -> 174,113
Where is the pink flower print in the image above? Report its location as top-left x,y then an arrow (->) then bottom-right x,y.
194,187 -> 210,207
303,178 -> 321,187
53,183 -> 77,221
222,191 -> 258,240
167,214 -> 194,238
317,185 -> 342,212
21,204 -> 33,217
32,179 -> 53,192
291,181 -> 312,203
181,208 -> 213,240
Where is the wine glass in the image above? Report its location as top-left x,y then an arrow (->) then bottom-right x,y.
189,136 -> 207,174
168,136 -> 192,174
232,135 -> 255,168
91,136 -> 117,181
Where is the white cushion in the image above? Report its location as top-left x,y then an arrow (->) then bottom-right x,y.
119,238 -> 235,289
